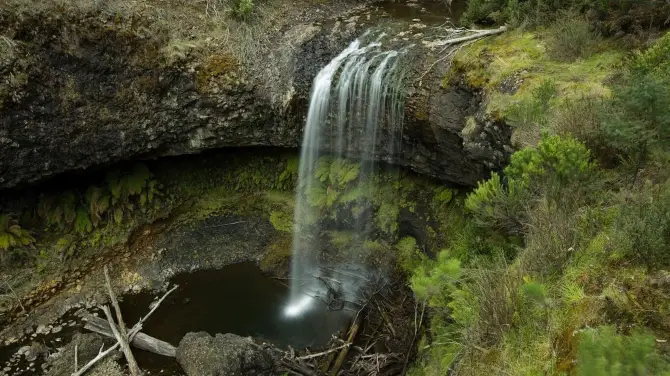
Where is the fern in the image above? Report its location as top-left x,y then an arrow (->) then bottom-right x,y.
61,191 -> 77,225
337,162 -> 360,188
315,157 -> 332,183
0,213 -> 35,252
74,207 -> 92,233
86,186 -> 110,225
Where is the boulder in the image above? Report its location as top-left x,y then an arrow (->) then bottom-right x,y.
176,332 -> 277,376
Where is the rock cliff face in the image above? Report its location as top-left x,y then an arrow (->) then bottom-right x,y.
0,0 -> 511,189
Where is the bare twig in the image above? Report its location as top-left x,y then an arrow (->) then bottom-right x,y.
72,344 -> 118,376
103,306 -> 141,376
74,344 -> 78,373
75,285 -> 178,375
296,343 -> 351,361
104,267 -> 128,337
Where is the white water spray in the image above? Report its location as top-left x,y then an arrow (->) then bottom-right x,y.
286,35 -> 406,317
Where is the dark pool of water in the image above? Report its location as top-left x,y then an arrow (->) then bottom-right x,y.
119,262 -> 352,373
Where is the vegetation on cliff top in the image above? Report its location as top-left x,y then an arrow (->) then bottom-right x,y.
410,9 -> 670,375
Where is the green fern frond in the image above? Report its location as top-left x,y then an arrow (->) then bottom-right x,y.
315,157 -> 332,183
338,162 -> 360,188
74,207 -> 92,233
61,191 -> 78,224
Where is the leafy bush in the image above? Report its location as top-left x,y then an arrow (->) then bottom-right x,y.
610,182 -> 670,265
547,11 -> 601,62
552,96 -> 618,165
505,134 -> 594,192
465,173 -> 528,235
466,135 -> 594,235
577,326 -> 669,376
231,0 -> 253,20
600,59 -> 670,182
0,214 -> 35,262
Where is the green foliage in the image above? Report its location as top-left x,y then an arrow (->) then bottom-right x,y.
465,173 -> 528,235
397,236 -> 424,273
610,182 -> 670,266
278,156 -> 299,190
630,32 -> 670,77
508,79 -> 557,131
547,11 -> 601,62
411,251 -> 461,304
505,134 -> 594,191
231,0 -> 253,20
432,186 -> 454,206
376,202 -> 400,235
601,69 -> 670,170
269,211 -> 293,233
0,214 -> 35,256
461,0 -> 670,34
74,207 -> 92,234
577,326 -> 669,376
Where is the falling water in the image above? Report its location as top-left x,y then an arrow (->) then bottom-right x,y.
285,36 -> 406,317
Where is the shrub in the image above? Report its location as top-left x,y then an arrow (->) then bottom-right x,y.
547,11 -> 601,62
505,134 -> 594,193
467,135 -> 594,236
465,173 -> 529,235
610,182 -> 670,266
0,214 -> 35,262
552,96 -> 617,165
577,326 -> 669,376
231,0 -> 253,20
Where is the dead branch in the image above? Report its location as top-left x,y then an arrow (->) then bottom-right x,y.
423,26 -> 507,49
84,315 -> 176,357
74,344 -> 78,373
376,302 -> 397,337
296,343 -> 351,361
401,301 -> 426,376
104,267 -> 129,338
103,306 -> 141,376
72,344 -> 119,376
328,313 -> 363,376
75,284 -> 178,375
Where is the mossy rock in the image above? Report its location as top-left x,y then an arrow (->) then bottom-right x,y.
196,54 -> 239,92
259,234 -> 292,274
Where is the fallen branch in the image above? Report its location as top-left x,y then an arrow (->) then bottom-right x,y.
74,282 -> 178,375
72,344 -> 119,376
103,306 -> 141,376
84,315 -> 176,357
423,26 -> 507,49
328,313 -> 363,376
296,343 -> 350,361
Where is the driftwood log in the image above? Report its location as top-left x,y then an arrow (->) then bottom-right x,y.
84,315 -> 176,357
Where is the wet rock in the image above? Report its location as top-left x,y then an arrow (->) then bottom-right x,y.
23,342 -> 47,362
45,333 -> 116,376
0,1 -> 510,190
176,332 -> 277,376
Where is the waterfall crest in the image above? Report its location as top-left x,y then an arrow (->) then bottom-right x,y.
285,36 -> 406,317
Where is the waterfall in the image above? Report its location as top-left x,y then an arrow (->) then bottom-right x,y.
285,36 -> 406,317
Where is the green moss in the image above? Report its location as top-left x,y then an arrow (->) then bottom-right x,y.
259,234 -> 292,273
269,211 -> 292,232
196,54 -> 238,91
450,30 -> 621,135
